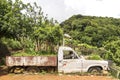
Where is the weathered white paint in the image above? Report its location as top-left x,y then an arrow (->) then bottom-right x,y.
58,46 -> 109,73
6,56 -> 56,66
6,46 -> 109,73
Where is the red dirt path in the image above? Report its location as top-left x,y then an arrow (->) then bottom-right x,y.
0,74 -> 117,80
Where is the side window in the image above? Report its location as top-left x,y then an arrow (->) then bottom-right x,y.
63,50 -> 78,59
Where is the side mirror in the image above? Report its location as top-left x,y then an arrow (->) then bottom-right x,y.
80,55 -> 85,60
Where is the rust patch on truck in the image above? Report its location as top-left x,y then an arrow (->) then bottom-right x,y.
6,56 -> 57,67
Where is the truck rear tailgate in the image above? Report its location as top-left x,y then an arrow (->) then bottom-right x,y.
6,56 -> 57,67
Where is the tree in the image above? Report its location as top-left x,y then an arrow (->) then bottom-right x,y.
61,14 -> 120,47
104,40 -> 120,66
0,0 -> 63,54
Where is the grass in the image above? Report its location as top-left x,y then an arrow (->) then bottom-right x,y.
87,54 -> 103,60
12,52 -> 56,56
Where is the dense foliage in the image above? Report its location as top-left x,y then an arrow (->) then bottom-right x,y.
0,0 -> 63,62
0,0 -> 120,66
61,15 -> 120,66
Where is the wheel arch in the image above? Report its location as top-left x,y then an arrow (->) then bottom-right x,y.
87,66 -> 103,72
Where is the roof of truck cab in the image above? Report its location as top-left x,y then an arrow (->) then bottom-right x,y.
59,46 -> 73,51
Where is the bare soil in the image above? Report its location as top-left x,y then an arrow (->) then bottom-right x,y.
0,66 -> 117,80
0,74 -> 117,80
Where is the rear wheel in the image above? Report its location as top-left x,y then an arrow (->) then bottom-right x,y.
8,67 -> 14,73
9,67 -> 24,74
46,67 -> 56,73
26,67 -> 39,74
88,67 -> 102,74
14,67 -> 24,74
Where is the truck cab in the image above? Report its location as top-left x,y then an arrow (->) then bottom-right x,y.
58,46 -> 109,73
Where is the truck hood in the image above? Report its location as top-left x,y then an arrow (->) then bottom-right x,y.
84,60 -> 108,65
82,59 -> 109,69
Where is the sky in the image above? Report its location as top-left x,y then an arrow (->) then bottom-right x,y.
22,0 -> 120,22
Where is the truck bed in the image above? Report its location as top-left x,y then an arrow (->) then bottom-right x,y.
6,56 -> 57,67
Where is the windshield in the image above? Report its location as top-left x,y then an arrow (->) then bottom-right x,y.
63,50 -> 79,59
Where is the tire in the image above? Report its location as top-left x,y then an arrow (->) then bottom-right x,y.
13,67 -> 24,74
26,67 -> 39,74
46,67 -> 55,73
88,67 -> 102,74
8,67 -> 14,73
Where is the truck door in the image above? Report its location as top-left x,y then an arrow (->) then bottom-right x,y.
61,50 -> 82,73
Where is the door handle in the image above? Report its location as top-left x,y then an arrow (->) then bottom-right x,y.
59,60 -> 62,62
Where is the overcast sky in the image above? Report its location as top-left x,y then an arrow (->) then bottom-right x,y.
22,0 -> 120,22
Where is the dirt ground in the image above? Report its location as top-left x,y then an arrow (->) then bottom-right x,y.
0,74 -> 117,80
0,66 -> 118,80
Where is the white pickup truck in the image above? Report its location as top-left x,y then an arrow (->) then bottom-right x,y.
58,46 -> 109,73
6,46 -> 109,73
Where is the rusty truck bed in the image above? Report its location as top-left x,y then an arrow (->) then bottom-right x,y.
6,56 -> 57,67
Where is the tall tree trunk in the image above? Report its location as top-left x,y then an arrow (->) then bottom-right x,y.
35,38 -> 39,51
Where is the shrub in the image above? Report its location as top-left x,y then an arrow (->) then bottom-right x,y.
0,58 -> 5,65
1,37 -> 22,50
87,54 -> 102,60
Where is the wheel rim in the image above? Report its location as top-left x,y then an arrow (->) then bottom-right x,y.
89,67 -> 101,75
91,69 -> 99,73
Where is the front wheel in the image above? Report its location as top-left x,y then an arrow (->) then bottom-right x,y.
88,67 -> 102,74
